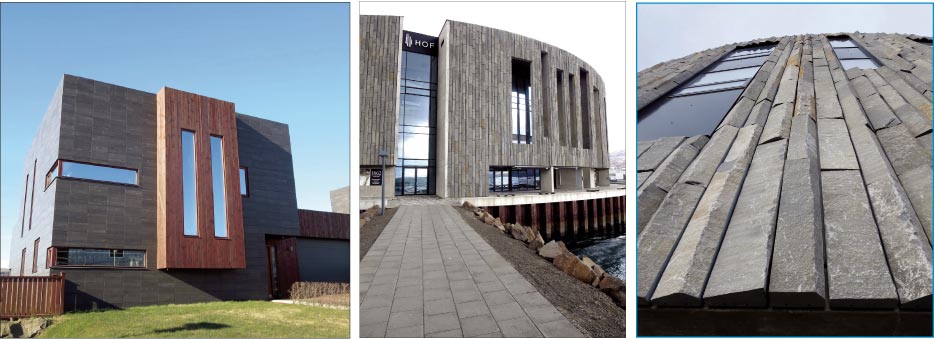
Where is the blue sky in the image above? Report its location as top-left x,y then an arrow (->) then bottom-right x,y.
0,3 -> 350,267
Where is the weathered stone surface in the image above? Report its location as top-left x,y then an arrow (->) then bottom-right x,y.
638,136 -> 685,171
817,118 -> 860,170
814,65 -> 844,119
876,124 -> 930,177
877,66 -> 933,119
786,114 -> 818,161
794,53 -> 816,120
865,176 -> 933,309
680,126 -> 739,187
642,136 -> 707,192
538,241 -> 567,260
651,125 -> 759,306
511,224 -> 529,242
637,183 -> 668,235
705,139 -> 787,307
760,102 -> 794,144
636,182 -> 706,305
835,79 -> 871,129
743,99 -> 773,128
769,156 -> 826,307
821,170 -> 898,309
637,171 -> 652,190
553,251 -> 578,273
917,133 -> 933,153
866,70 -> 932,136
899,166 -> 933,246
720,96 -> 756,128
858,92 -> 901,131
598,275 -> 625,306
638,140 -> 655,158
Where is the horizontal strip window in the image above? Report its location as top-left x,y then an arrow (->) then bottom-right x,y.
724,46 -> 775,60
46,160 -> 138,186
709,55 -> 769,72
489,168 -> 541,193
829,39 -> 858,48
53,247 -> 145,268
684,66 -> 760,88
673,80 -> 748,97
830,37 -> 880,69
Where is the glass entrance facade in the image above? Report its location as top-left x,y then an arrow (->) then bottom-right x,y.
395,49 -> 437,196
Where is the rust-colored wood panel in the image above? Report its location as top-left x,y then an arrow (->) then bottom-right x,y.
270,237 -> 300,298
156,87 -> 245,269
298,210 -> 350,240
0,274 -> 64,318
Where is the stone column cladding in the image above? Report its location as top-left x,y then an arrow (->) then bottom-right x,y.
10,75 -> 301,309
637,33 -> 933,311
359,16 -> 611,199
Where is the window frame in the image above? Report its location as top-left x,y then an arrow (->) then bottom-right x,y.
511,58 -> 533,145
240,167 -> 249,197
48,159 -> 140,187
209,135 -> 229,239
828,36 -> 881,69
51,247 -> 147,269
32,238 -> 40,273
181,129 -> 199,237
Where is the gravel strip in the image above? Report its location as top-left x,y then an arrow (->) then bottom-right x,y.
359,208 -> 398,260
456,207 -> 626,337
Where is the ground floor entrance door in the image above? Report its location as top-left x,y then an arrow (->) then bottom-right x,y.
396,166 -> 432,195
265,237 -> 299,299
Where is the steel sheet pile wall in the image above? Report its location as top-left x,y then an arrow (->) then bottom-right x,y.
485,196 -> 625,242
636,33 -> 933,313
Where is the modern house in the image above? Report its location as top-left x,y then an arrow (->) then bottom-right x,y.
637,33 -> 932,334
359,15 -> 613,206
8,75 -> 349,310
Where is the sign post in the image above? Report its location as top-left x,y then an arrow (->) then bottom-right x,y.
378,149 -> 387,216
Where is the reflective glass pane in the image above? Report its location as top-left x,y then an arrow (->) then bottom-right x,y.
210,136 -> 227,238
833,47 -> 870,60
727,46 -> 775,59
404,52 -> 432,82
638,89 -> 745,141
402,94 -> 430,127
60,162 -> 137,185
710,55 -> 768,72
56,248 -> 145,267
401,133 -> 430,159
239,168 -> 248,196
416,168 -> 428,194
840,58 -> 880,70
829,39 -> 857,48
676,80 -> 747,96
181,130 -> 197,236
404,168 -> 416,195
686,66 -> 760,87
394,167 -> 403,196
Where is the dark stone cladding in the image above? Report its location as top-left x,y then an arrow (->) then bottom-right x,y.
9,74 -> 299,310
636,33 -> 933,315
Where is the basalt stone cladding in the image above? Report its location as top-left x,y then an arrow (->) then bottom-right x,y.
9,75 -> 299,309
360,16 -> 611,198
637,34 -> 933,311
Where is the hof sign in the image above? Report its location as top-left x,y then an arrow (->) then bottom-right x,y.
370,169 -> 383,186
402,30 -> 438,55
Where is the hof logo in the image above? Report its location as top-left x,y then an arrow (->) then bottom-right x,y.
402,31 -> 438,55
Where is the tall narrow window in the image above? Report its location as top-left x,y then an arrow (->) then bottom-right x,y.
511,58 -> 532,144
638,44 -> 776,141
29,160 -> 36,230
211,136 -> 227,238
240,167 -> 249,196
32,238 -> 39,273
568,74 -> 578,147
20,249 -> 26,275
829,37 -> 880,70
540,52 -> 551,138
181,130 -> 198,236
21,174 -> 28,237
593,88 -> 602,152
579,69 -> 592,149
396,48 -> 438,196
556,70 -> 567,146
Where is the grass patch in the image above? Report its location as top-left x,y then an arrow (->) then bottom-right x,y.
38,300 -> 349,338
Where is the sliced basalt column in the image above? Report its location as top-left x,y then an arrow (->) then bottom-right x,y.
814,65 -> 844,119
821,170 -> 898,309
876,66 -> 932,120
638,136 -> 685,172
864,69 -> 932,137
761,39 -> 804,144
651,125 -> 759,307
875,124 -> 934,238
817,118 -> 859,170
769,114 -> 826,308
638,140 -> 655,158
636,182 -> 706,305
637,135 -> 708,232
704,139 -> 787,307
637,171 -> 653,190
850,70 -> 902,130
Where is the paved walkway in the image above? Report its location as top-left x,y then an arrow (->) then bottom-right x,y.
359,205 -> 583,338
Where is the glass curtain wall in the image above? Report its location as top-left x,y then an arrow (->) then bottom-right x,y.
395,50 -> 437,195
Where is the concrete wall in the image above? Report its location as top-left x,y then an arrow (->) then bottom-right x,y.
296,238 -> 350,283
28,75 -> 299,310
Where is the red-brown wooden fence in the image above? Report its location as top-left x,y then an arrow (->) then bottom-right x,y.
0,273 -> 65,318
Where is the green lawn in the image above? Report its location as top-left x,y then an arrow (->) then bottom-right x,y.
39,301 -> 349,338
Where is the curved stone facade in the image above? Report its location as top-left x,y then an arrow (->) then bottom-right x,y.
636,33 -> 933,314
361,15 -> 610,199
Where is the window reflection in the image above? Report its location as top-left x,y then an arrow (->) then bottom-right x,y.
397,50 -> 437,196
55,248 -> 145,268
181,130 -> 197,236
210,136 -> 227,238
489,168 -> 542,193
239,167 -> 248,196
829,37 -> 880,69
512,59 -> 533,144
59,161 -> 137,185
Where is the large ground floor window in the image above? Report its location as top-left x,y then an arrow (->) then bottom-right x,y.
395,166 -> 434,195
489,167 -> 541,193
